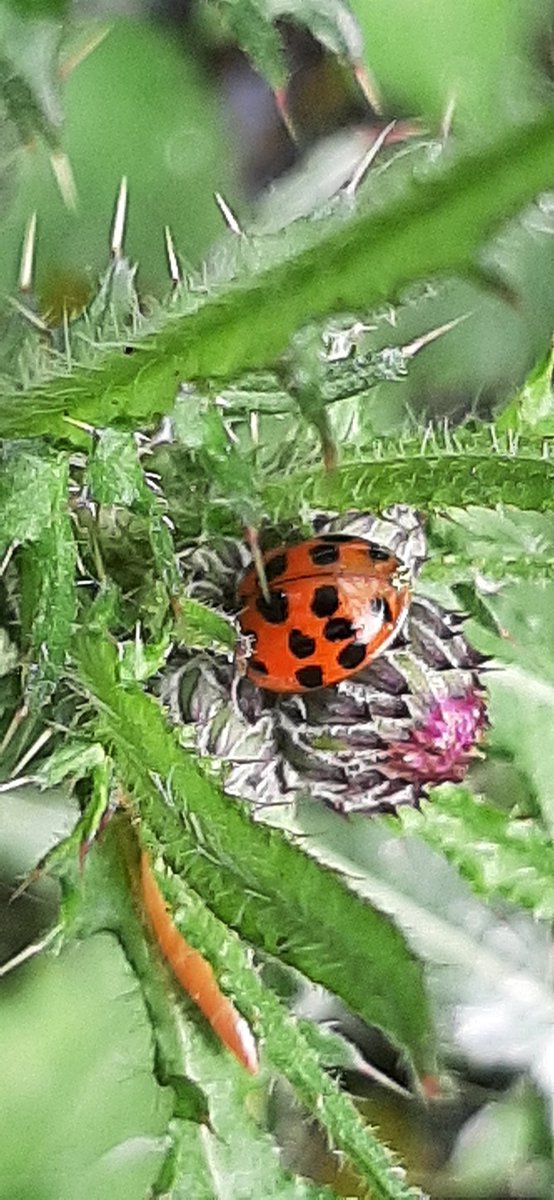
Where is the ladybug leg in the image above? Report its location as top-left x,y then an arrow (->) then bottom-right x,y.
244,526 -> 270,603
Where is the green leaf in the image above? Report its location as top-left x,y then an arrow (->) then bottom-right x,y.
17,458 -> 76,710
262,433 -> 554,516
426,504 -> 554,584
74,631 -> 435,1080
35,738 -> 106,788
0,14 -> 63,152
496,341 -> 554,434
203,0 -> 286,89
420,506 -> 554,834
0,444 -> 69,551
4,0 -> 69,17
86,428 -> 145,508
266,0 -> 363,64
445,1081 -> 553,1195
85,428 -> 181,597
5,107 -> 554,436
400,786 -> 554,921
175,596 -> 236,652
466,579 -> 554,833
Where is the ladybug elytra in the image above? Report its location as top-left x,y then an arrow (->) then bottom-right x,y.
237,534 -> 411,693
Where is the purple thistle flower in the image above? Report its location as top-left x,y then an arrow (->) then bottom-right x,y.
385,689 -> 488,785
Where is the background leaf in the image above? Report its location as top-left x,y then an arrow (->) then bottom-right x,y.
289,803 -> 554,1103
350,0 -> 549,134
0,939 -> 171,1200
400,786 -> 554,921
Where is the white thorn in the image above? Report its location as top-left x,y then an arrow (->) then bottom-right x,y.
354,62 -> 383,116
0,775 -> 35,793
0,705 -> 28,755
441,92 -> 457,142
164,225 -> 182,286
214,191 -> 243,236
0,926 -> 62,977
402,312 -> 472,360
0,540 -> 17,577
10,728 -> 53,779
111,176 -> 128,258
344,121 -> 397,198
50,150 -> 78,211
59,26 -> 110,81
19,212 -> 37,293
420,423 -> 434,455
222,418 -> 239,445
8,297 -> 49,332
250,410 -> 259,445
63,415 -> 96,436
273,86 -> 297,142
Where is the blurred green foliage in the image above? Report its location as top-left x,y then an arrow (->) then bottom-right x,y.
2,1 -> 554,1198
0,16 -> 237,303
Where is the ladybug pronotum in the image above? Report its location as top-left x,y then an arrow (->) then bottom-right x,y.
237,534 -> 411,693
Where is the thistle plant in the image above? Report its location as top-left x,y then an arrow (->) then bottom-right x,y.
1,5 -> 554,1200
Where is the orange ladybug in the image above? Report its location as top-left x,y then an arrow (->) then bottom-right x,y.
237,534 -> 411,693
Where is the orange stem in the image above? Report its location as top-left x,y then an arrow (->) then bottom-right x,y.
140,851 -> 258,1073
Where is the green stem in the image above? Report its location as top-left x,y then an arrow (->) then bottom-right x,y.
262,442 -> 554,516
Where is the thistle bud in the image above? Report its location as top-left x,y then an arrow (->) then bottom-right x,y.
164,508 -> 487,815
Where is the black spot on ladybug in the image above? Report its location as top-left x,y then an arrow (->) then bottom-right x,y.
250,658 -> 269,675
338,642 -> 367,670
256,590 -> 288,624
311,584 -> 339,618
367,542 -> 392,562
309,542 -> 340,566
324,617 -> 355,642
265,552 -> 287,583
289,629 -> 316,659
381,598 -> 393,623
295,664 -> 324,689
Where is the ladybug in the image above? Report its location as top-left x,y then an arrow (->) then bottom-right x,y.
237,534 -> 411,693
